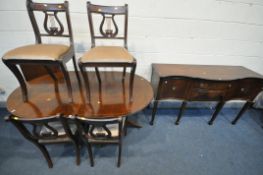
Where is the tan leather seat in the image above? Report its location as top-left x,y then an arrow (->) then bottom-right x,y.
80,46 -> 134,63
3,44 -> 70,61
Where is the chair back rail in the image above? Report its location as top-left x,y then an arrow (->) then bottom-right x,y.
27,0 -> 74,45
87,1 -> 128,48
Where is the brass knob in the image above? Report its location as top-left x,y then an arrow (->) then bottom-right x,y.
172,86 -> 176,91
241,88 -> 245,92
200,83 -> 204,87
228,84 -> 232,88
164,81 -> 168,84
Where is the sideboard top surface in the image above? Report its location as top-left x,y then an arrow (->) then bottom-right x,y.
152,64 -> 263,80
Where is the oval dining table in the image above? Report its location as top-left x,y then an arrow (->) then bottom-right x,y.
6,71 -> 153,124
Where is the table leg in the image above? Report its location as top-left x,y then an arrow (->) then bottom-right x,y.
175,101 -> 187,125
150,100 -> 159,125
208,101 -> 225,125
231,101 -> 253,125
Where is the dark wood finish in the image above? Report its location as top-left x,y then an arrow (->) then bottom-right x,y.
2,0 -> 80,102
6,71 -> 152,167
151,64 -> 263,125
231,101 -> 254,125
175,101 -> 187,125
6,71 -> 153,120
79,2 -> 136,101
87,1 -> 128,48
208,101 -> 225,125
5,114 -> 80,168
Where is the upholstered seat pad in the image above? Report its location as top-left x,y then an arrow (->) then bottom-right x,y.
3,44 -> 70,61
80,46 -> 134,63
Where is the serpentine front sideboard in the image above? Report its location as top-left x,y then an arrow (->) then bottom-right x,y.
150,64 -> 263,125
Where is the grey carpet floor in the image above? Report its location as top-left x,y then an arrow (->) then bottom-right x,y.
0,106 -> 263,175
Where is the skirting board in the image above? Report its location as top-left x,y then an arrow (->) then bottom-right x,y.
148,100 -> 263,109
0,101 -> 6,108
1,100 -> 262,109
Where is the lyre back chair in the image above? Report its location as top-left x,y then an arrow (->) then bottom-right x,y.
75,117 -> 125,167
2,0 -> 79,102
5,114 -> 80,168
79,1 -> 136,101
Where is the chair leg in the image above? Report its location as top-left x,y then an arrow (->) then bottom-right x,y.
122,67 -> 126,81
117,143 -> 122,167
72,141 -> 81,166
33,143 -> 53,168
10,119 -> 53,168
3,62 -> 28,102
86,143 -> 94,167
72,55 -> 81,82
44,66 -> 60,93
129,63 -> 136,101
79,64 -> 91,102
95,67 -> 101,84
44,65 -> 57,82
60,116 -> 81,165
59,62 -> 73,102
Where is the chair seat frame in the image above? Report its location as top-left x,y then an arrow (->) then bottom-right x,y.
5,114 -> 80,168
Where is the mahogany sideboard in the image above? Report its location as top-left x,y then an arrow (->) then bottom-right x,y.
150,64 -> 263,125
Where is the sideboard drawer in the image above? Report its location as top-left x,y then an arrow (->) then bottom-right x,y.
188,88 -> 225,101
191,81 -> 229,90
159,79 -> 188,99
230,80 -> 263,100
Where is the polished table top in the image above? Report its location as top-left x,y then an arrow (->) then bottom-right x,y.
7,71 -> 153,119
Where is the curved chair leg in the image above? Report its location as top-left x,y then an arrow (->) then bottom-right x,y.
33,143 -> 53,168
44,65 -> 57,82
10,119 -> 53,168
95,67 -> 101,84
60,116 -> 81,165
117,143 -> 122,167
86,143 -> 94,167
73,142 -> 81,165
129,63 -> 137,101
79,64 -> 91,102
72,55 -> 81,82
3,62 -> 28,102
59,62 -> 73,102
122,67 -> 126,81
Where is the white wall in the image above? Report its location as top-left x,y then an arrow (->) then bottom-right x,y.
1,0 -> 263,101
